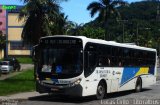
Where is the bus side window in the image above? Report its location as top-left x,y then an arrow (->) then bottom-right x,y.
84,51 -> 98,77
98,56 -> 111,67
107,57 -> 111,66
88,51 -> 97,69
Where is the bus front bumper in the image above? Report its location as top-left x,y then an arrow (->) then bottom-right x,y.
36,81 -> 83,97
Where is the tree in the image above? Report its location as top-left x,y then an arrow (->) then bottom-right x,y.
79,26 -> 105,39
63,21 -> 84,35
87,0 -> 127,40
64,21 -> 76,34
19,0 -> 67,45
49,13 -> 68,35
0,31 -> 6,57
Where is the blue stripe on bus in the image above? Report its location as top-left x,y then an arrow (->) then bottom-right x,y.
120,67 -> 155,86
121,67 -> 139,85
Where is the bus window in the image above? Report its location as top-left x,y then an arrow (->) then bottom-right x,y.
84,51 -> 98,77
98,56 -> 110,67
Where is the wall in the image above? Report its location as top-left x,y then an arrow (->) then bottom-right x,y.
0,6 -> 6,58
7,12 -> 31,56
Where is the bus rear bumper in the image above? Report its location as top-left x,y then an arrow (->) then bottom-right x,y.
36,81 -> 83,97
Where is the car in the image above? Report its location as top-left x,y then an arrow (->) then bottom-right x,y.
0,68 -> 1,76
0,61 -> 14,73
2,57 -> 21,72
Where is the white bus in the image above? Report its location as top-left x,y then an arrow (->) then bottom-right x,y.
33,35 -> 157,99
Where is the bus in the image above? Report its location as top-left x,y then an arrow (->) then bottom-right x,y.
32,35 -> 157,99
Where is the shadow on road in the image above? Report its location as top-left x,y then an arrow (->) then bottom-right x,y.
28,89 -> 151,103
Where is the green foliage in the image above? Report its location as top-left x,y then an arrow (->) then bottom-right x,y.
118,0 -> 160,49
119,0 -> 159,20
79,26 -> 105,39
84,0 -> 160,54
87,0 -> 128,40
0,70 -> 35,96
19,0 -> 67,45
16,57 -> 33,64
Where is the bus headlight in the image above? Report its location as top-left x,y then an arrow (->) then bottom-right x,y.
72,78 -> 82,86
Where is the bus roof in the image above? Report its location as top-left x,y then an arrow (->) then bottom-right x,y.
40,35 -> 156,52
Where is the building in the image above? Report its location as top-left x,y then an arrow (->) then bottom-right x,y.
0,5 -> 6,34
0,5 -> 6,58
0,5 -> 31,58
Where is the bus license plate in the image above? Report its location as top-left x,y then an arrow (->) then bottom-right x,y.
51,88 -> 59,91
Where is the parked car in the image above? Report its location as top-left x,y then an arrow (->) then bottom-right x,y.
0,68 -> 1,76
0,61 -> 14,73
0,57 -> 21,72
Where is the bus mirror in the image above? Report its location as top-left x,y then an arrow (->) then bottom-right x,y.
32,45 -> 39,62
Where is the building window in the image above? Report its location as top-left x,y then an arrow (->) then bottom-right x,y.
10,41 -> 31,50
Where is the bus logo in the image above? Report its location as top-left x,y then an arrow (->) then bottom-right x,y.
56,66 -> 62,73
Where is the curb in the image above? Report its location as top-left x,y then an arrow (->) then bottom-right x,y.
0,96 -> 29,100
0,92 -> 47,101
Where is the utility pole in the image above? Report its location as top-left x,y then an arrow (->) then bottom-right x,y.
157,0 -> 160,58
122,23 -> 125,43
118,20 -> 128,43
157,1 -> 160,21
144,27 -> 151,47
136,23 -> 139,45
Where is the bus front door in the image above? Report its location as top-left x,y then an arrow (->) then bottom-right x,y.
110,68 -> 122,92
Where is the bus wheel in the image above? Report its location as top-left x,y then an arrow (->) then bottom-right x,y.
135,77 -> 142,92
96,81 -> 106,100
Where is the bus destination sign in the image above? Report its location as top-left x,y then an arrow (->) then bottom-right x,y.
40,38 -> 82,45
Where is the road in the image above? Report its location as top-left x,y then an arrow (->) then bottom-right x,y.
15,68 -> 160,105
16,81 -> 160,105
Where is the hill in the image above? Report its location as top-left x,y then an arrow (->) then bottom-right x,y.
80,0 -> 160,53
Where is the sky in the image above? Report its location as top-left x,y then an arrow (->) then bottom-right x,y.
0,0 -> 142,24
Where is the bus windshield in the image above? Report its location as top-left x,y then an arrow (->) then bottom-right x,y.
41,46 -> 83,75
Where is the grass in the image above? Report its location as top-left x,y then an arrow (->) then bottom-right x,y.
0,57 -> 33,64
16,57 -> 33,64
0,69 -> 35,96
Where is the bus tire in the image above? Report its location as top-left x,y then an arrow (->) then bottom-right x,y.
96,81 -> 106,100
135,77 -> 142,92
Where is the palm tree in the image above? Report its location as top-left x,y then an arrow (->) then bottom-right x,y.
53,13 -> 68,35
19,0 -> 67,45
66,22 -> 84,35
65,21 -> 78,35
87,0 -> 127,40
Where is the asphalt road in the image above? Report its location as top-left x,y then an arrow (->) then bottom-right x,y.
16,81 -> 160,105
6,68 -> 160,105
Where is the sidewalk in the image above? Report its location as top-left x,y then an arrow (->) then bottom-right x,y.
0,91 -> 47,100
